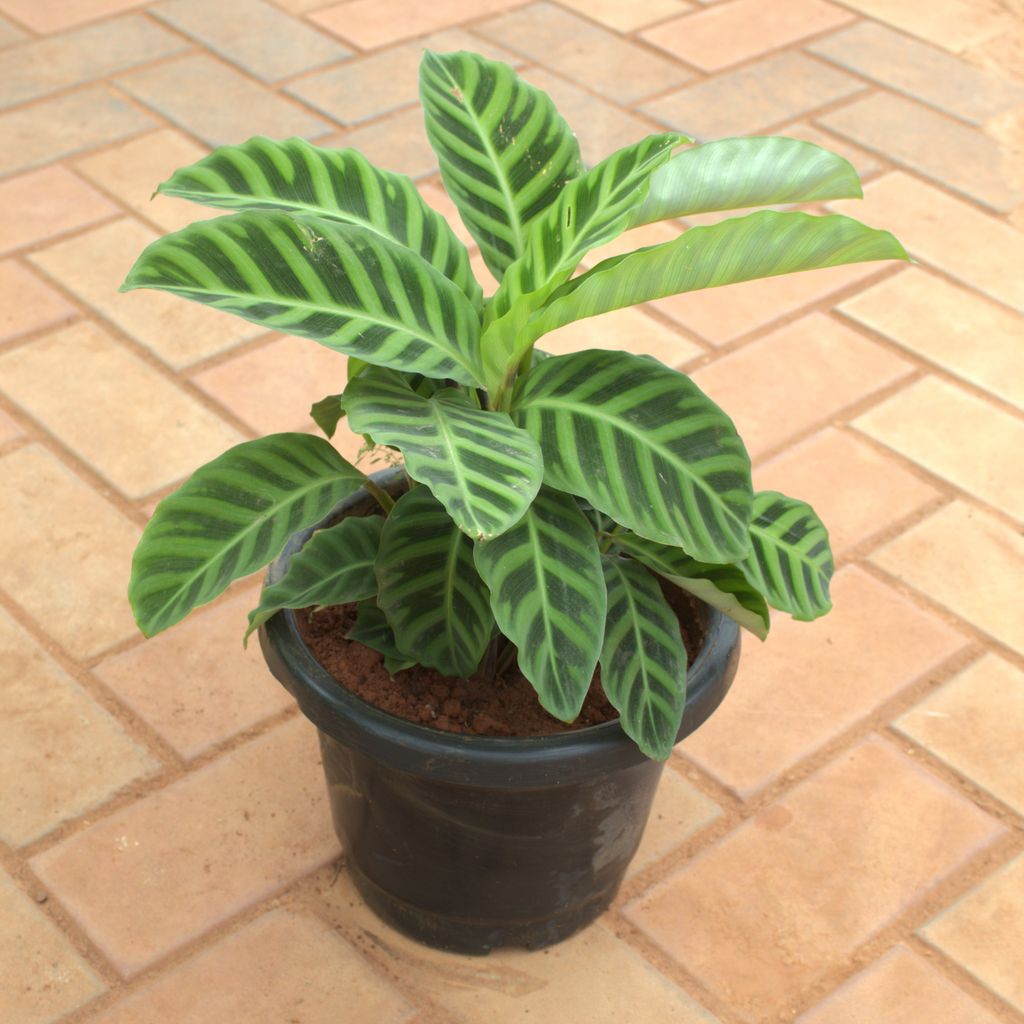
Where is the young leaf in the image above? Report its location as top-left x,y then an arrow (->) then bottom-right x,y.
419,49 -> 582,279
473,487 -> 606,722
129,434 -> 365,637
375,487 -> 493,677
157,136 -> 481,309
601,555 -> 688,761
631,136 -> 862,226
513,350 -> 753,563
739,491 -> 834,621
310,394 -> 344,438
611,531 -> 770,640
344,367 -> 542,539
121,212 -> 485,386
244,516 -> 383,643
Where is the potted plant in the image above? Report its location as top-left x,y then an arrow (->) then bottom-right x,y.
124,50 -> 907,954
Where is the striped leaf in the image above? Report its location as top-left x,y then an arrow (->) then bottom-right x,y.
612,531 -> 770,640
420,49 -> 582,280
310,394 -> 344,438
121,212 -> 485,386
348,599 -> 415,668
473,486 -> 606,722
244,515 -> 382,643
157,136 -> 481,309
601,555 -> 688,761
375,487 -> 493,677
129,434 -> 365,637
513,350 -> 754,562
632,136 -> 862,226
739,491 -> 834,621
520,211 -> 909,347
344,367 -> 542,539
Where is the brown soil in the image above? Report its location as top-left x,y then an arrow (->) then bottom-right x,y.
296,584 -> 706,738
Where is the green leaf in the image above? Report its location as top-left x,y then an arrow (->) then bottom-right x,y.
611,531 -> 770,640
739,491 -> 834,621
632,136 -> 862,226
521,211 -> 910,346
513,350 -> 753,562
473,486 -> 605,722
121,212 -> 485,386
310,394 -> 344,438
244,516 -> 382,643
129,434 -> 365,637
344,368 -> 542,539
348,599 -> 411,662
601,555 -> 688,761
420,49 -> 582,280
375,487 -> 493,676
157,136 -> 482,309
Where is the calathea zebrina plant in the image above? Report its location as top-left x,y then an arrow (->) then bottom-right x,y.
124,50 -> 907,760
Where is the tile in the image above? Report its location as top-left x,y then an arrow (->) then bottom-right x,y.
796,945 -> 1003,1024
0,13 -> 27,46
87,909 -> 414,1024
0,85 -> 154,177
683,568 -> 966,797
0,322 -> 244,498
820,92 -> 1023,213
641,52 -> 864,140
116,55 -> 333,149
0,261 -> 76,342
94,587 -> 293,759
477,3 -> 692,104
828,172 -> 1024,312
554,0 -> 693,32
871,501 -> 1024,656
691,313 -> 913,460
652,261 -> 881,346
809,20 -> 1024,126
839,268 -> 1024,411
539,307 -> 702,367
580,220 -> 682,268
0,167 -> 117,256
0,0 -> 144,33
418,181 -> 475,249
74,129 -> 215,235
29,219 -> 263,369
774,121 -> 883,180
310,0 -> 531,50
288,29 -> 518,126
0,446 -> 141,657
0,407 -> 23,445
833,0 -> 1015,53
642,0 -> 853,72
626,738 -> 1003,1018
896,654 -> 1024,814
153,0 -> 349,83
921,854 -> 1024,1012
31,717 -> 336,977
0,609 -> 157,846
0,15 -> 186,109
854,376 -> 1024,519
340,106 -> 438,180
323,872 -> 718,1024
755,428 -> 940,557
0,869 -> 104,1024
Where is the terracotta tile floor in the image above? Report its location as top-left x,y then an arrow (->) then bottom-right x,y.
0,2 -> 1021,1021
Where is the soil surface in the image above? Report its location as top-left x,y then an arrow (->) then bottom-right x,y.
297,584 -> 706,738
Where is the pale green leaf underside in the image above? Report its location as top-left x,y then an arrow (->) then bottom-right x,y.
244,515 -> 382,643
129,433 -> 364,637
420,49 -> 582,279
344,368 -> 542,539
601,555 -> 688,761
739,491 -> 834,621
121,211 -> 484,386
513,350 -> 753,562
474,486 -> 606,722
375,487 -> 493,677
157,135 -> 482,309
632,136 -> 862,226
612,531 -> 770,640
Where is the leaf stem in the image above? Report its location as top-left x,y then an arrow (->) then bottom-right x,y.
599,525 -> 623,554
360,473 -> 395,513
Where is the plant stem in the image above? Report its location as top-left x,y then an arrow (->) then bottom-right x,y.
360,474 -> 395,513
598,525 -> 623,554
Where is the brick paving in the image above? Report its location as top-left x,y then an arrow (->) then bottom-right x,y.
0,1 -> 1020,1021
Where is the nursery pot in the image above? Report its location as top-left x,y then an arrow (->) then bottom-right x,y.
259,475 -> 741,954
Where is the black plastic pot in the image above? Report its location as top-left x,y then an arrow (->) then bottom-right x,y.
260,478 -> 740,954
